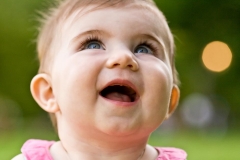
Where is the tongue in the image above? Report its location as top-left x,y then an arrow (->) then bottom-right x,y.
105,92 -> 131,102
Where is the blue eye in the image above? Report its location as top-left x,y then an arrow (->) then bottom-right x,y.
86,41 -> 102,49
135,46 -> 151,54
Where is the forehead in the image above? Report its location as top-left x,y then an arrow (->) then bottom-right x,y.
61,2 -> 171,47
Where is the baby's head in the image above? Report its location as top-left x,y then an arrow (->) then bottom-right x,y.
31,0 -> 180,136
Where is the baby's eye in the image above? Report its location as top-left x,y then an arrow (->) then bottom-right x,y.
134,45 -> 152,54
85,41 -> 103,50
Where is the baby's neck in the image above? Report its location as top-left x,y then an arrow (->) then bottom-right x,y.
51,141 -> 158,160
50,129 -> 157,160
51,142 -> 146,160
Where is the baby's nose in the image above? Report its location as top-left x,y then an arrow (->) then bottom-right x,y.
105,50 -> 139,71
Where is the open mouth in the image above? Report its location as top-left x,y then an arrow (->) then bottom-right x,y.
100,85 -> 138,102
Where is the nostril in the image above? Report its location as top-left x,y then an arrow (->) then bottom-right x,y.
113,63 -> 120,67
128,64 -> 133,68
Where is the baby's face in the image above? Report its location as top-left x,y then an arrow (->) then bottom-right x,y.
51,4 -> 175,137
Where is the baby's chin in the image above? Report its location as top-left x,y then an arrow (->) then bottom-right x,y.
95,121 -> 155,139
102,128 -> 139,137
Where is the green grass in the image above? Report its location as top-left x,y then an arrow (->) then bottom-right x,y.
1,128 -> 239,159
149,130 -> 240,160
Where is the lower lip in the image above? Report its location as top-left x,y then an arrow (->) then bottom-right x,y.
100,95 -> 139,107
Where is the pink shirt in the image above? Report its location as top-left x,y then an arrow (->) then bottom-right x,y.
21,139 -> 187,160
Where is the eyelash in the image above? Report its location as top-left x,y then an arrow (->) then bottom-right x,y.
79,35 -> 104,51
136,41 -> 158,54
78,35 -> 158,54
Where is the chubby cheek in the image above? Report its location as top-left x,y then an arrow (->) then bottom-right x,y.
140,60 -> 172,128
51,54 -> 103,121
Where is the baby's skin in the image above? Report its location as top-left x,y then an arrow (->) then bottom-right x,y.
12,1 -> 182,159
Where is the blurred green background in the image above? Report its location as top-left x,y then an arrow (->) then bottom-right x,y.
0,0 -> 239,159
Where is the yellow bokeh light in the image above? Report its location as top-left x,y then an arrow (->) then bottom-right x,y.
202,41 -> 232,72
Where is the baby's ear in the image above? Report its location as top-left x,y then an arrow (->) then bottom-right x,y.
166,85 -> 180,119
30,74 -> 59,113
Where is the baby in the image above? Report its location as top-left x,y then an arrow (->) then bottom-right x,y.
13,0 -> 187,159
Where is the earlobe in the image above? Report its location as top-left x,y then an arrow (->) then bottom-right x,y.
166,85 -> 180,119
30,74 -> 59,113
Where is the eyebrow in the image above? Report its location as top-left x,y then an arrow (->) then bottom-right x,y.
140,33 -> 164,47
71,29 -> 109,44
139,33 -> 165,57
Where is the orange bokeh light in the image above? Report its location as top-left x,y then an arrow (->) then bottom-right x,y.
202,41 -> 232,72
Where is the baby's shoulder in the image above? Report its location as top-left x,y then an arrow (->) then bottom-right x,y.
11,154 -> 25,160
156,147 -> 187,160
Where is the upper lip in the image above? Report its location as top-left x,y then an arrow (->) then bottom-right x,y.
100,78 -> 139,98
